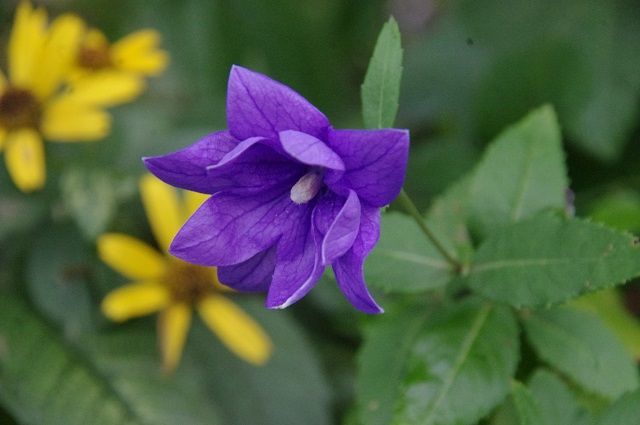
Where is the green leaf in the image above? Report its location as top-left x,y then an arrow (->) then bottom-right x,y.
468,214 -> 640,308
392,301 -> 519,425
510,381 -> 548,425
356,302 -> 430,425
595,389 -> 640,425
571,289 -> 640,360
528,369 -> 592,425
469,105 -> 568,237
60,168 -> 134,240
366,212 -> 453,293
523,307 -> 639,399
589,189 -> 640,232
361,16 -> 403,129
26,223 -> 96,336
183,298 -> 332,425
0,293 -> 222,425
425,175 -> 474,266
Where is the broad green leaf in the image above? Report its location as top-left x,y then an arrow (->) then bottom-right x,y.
469,105 -> 567,237
356,302 -> 430,425
595,389 -> 640,425
571,289 -> 640,360
468,214 -> 640,307
523,307 -> 639,399
60,168 -> 133,240
366,212 -> 454,293
0,292 -> 222,425
184,298 -> 332,425
528,369 -> 592,425
392,301 -> 519,425
425,175 -> 474,266
26,223 -> 99,336
510,381 -> 547,425
589,189 -> 640,232
361,17 -> 403,129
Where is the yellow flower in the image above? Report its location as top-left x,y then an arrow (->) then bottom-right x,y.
98,174 -> 273,373
69,27 -> 168,106
0,1 -> 114,192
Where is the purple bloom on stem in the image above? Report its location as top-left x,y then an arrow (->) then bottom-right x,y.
144,66 -> 409,314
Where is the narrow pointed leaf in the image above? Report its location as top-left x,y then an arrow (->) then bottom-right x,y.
469,105 -> 567,237
469,214 -> 640,308
361,17 -> 403,129
523,307 -> 639,399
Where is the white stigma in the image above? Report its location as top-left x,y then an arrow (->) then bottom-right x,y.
290,171 -> 323,204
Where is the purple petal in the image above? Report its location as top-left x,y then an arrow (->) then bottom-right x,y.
325,129 -> 409,207
278,130 -> 345,170
226,65 -> 330,141
170,188 -> 304,266
313,190 -> 361,265
143,131 -> 238,193
217,245 -> 277,292
332,206 -> 383,314
266,210 -> 324,309
206,137 -> 305,194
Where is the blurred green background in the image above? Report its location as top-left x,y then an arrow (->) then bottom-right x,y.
1,0 -> 640,424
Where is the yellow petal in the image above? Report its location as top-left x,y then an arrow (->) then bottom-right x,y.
98,233 -> 167,280
62,71 -> 145,107
9,2 -> 48,88
184,190 -> 209,218
32,14 -> 85,100
102,281 -> 170,322
4,128 -> 45,192
139,174 -> 185,252
83,28 -> 109,50
198,295 -> 273,366
111,29 -> 168,76
159,302 -> 191,373
41,97 -> 111,141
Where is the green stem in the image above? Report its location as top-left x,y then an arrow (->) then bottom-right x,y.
396,189 -> 461,271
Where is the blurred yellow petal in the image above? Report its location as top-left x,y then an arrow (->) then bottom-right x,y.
140,174 -> 184,252
83,28 -> 109,50
198,295 -> 273,366
63,71 -> 145,107
111,29 -> 168,75
102,281 -> 170,322
42,98 -> 110,141
9,2 -> 48,88
98,233 -> 167,280
32,14 -> 85,100
4,128 -> 45,192
211,268 -> 234,293
159,302 -> 191,373
184,190 -> 208,218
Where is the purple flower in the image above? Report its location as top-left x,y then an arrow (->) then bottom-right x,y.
144,66 -> 409,314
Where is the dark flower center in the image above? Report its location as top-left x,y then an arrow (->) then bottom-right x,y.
77,45 -> 112,70
0,87 -> 40,130
290,169 -> 324,204
164,261 -> 215,304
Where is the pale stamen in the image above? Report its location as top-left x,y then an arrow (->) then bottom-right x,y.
290,170 -> 323,204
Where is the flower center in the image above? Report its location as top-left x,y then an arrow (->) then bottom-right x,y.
290,170 -> 324,204
77,44 -> 112,70
164,261 -> 215,304
0,87 -> 40,130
